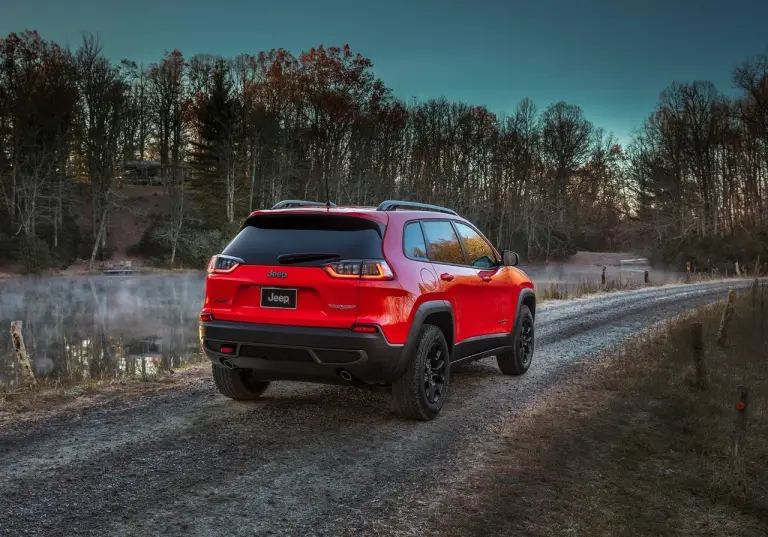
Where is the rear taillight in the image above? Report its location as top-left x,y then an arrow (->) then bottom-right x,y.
200,312 -> 214,322
323,259 -> 394,280
207,255 -> 243,274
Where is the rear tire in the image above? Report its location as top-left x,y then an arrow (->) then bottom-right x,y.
211,363 -> 270,400
497,305 -> 534,376
392,324 -> 451,421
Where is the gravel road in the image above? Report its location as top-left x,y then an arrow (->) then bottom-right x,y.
0,280 -> 751,537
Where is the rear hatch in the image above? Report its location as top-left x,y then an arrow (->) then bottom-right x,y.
205,212 -> 387,328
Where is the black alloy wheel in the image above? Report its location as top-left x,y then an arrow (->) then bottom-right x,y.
519,316 -> 534,368
496,304 -> 535,376
392,324 -> 451,421
424,342 -> 447,405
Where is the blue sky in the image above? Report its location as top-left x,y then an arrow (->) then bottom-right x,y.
3,0 -> 767,146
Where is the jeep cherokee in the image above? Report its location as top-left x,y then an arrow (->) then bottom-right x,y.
199,199 -> 536,421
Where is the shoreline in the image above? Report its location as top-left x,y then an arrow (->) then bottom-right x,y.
1,278 -> 754,414
0,266 -> 206,281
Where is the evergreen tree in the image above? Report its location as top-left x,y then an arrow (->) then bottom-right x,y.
190,59 -> 241,224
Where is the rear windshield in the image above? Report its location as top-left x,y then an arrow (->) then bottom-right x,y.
223,214 -> 385,266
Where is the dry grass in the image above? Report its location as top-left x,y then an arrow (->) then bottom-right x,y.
439,283 -> 768,537
0,361 -> 208,416
539,271 -> 741,302
539,277 -> 637,301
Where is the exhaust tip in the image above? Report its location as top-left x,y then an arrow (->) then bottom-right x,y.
220,358 -> 235,370
338,369 -> 353,381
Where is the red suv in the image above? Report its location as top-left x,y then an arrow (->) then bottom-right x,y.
199,200 -> 536,420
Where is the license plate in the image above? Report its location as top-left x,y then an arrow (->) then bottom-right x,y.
260,287 -> 297,309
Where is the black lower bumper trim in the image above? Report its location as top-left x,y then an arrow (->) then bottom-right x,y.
199,320 -> 405,384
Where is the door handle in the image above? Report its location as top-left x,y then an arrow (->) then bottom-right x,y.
480,275 -> 493,282
440,273 -> 455,282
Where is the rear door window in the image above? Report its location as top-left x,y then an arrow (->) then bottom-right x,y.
403,222 -> 428,260
453,222 -> 498,268
421,220 -> 467,265
223,214 -> 385,266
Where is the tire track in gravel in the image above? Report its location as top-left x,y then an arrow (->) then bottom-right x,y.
0,280 -> 751,537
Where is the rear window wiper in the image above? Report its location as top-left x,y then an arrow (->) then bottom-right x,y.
277,253 -> 341,264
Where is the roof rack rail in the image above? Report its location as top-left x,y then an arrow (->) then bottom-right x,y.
376,200 -> 458,216
270,200 -> 336,210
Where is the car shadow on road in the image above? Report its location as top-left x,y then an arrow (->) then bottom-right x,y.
198,359 -> 507,425
1,360 -> 518,536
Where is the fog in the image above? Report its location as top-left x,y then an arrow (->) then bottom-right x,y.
0,274 -> 204,390
0,260 -> 682,390
525,262 -> 682,289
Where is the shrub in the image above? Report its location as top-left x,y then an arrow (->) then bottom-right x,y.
0,232 -> 15,262
651,228 -> 768,272
127,218 -> 167,260
128,216 -> 230,269
18,235 -> 52,274
36,212 -> 83,269
178,228 -> 226,268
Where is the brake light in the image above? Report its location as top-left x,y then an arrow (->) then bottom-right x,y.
200,312 -> 214,322
207,255 -> 243,274
323,260 -> 394,280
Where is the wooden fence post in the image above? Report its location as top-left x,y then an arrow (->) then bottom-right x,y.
644,270 -> 649,285
690,322 -> 706,389
735,261 -> 741,278
732,385 -> 749,458
731,385 -> 749,497
10,321 -> 37,387
752,278 -> 759,323
601,266 -> 606,286
716,290 -> 736,348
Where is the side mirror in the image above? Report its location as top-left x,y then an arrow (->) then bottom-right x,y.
502,251 -> 520,267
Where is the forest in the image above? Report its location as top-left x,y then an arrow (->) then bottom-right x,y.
1,30 -> 767,273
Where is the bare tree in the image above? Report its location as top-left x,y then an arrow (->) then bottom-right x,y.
75,34 -> 129,271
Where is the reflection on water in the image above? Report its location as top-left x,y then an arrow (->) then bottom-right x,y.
0,264 -> 675,390
0,274 -> 205,390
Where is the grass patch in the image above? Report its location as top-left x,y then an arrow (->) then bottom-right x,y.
539,277 -> 637,301
0,361 -> 208,415
538,271 -> 739,302
440,283 -> 768,537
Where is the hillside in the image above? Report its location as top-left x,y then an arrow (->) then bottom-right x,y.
81,184 -> 172,259
0,186 -> 654,279
0,184 -> 173,277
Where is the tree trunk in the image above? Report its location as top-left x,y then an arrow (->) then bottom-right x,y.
11,321 -> 37,387
53,209 -> 59,248
249,145 -> 258,213
88,207 -> 109,272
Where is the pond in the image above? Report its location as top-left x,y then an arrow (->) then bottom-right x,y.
0,263 -> 667,390
0,274 -> 205,391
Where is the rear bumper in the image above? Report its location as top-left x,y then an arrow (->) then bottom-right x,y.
199,320 -> 406,384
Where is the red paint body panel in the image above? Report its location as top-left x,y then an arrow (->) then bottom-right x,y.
205,265 -> 361,328
202,206 -> 535,349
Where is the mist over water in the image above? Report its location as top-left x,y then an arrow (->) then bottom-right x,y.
0,274 -> 205,390
0,260 -> 680,390
524,262 -> 681,290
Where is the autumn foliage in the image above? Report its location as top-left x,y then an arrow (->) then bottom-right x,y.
2,30 -> 768,271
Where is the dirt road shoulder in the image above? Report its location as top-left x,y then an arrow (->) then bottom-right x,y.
436,289 -> 768,537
